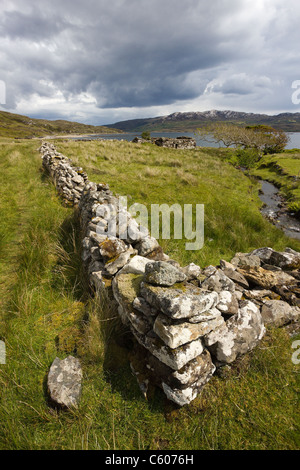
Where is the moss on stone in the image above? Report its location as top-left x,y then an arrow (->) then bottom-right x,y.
102,276 -> 113,288
100,239 -> 123,260
143,281 -> 186,298
169,282 -> 187,292
117,273 -> 143,307
105,252 -> 121,265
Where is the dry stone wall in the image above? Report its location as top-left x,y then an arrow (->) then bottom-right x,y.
40,142 -> 300,407
132,136 -> 197,149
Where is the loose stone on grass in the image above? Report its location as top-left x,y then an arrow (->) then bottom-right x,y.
47,356 -> 82,409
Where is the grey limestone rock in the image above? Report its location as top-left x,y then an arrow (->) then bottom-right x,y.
201,269 -> 236,292
144,261 -> 186,287
269,250 -> 300,270
231,252 -> 261,268
47,356 -> 82,408
261,300 -> 300,327
181,263 -> 202,280
216,291 -> 239,316
153,313 -> 225,349
221,267 -> 249,289
134,236 -> 160,256
202,265 -> 217,277
132,328 -> 205,370
130,344 -> 215,402
99,238 -> 128,260
162,363 -> 215,406
140,282 -> 219,320
206,300 -> 266,364
118,255 -> 153,275
132,296 -> 159,317
188,306 -> 222,324
105,246 -> 137,275
250,247 -> 274,264
251,247 -> 300,270
219,259 -> 236,270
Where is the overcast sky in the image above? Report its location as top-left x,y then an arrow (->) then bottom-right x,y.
1,0 -> 300,125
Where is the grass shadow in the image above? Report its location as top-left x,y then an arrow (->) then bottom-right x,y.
83,285 -> 167,410
51,210 -> 88,302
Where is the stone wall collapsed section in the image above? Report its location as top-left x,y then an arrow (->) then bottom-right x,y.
40,142 -> 300,407
132,136 -> 197,149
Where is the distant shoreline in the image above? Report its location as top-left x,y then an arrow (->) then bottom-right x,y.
34,132 -> 124,140
38,130 -> 300,150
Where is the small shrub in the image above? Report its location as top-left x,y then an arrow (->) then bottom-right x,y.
141,131 -> 151,140
235,148 -> 261,168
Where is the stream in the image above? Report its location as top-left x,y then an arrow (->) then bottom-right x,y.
258,180 -> 300,240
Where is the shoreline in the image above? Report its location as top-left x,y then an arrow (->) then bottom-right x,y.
37,132 -> 125,140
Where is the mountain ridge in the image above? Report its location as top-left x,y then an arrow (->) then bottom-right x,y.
107,110 -> 300,133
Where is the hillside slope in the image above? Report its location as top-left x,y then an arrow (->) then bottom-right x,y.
107,110 -> 300,133
0,110 -> 123,138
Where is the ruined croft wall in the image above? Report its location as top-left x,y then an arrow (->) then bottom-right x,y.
40,141 -> 300,407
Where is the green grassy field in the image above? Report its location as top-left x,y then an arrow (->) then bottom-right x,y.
53,139 -> 300,265
0,138 -> 299,450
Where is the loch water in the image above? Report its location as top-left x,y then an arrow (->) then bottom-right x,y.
73,132 -> 300,150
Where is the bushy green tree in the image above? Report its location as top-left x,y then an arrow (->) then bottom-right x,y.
196,123 -> 289,158
246,125 -> 289,154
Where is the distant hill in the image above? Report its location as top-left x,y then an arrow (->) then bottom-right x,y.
0,110 -> 123,138
107,110 -> 300,133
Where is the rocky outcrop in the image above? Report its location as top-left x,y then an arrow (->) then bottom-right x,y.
41,142 -> 300,407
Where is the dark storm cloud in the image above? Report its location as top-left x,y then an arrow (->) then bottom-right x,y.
0,0 -> 247,105
0,9 -> 70,41
1,0 -> 300,122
